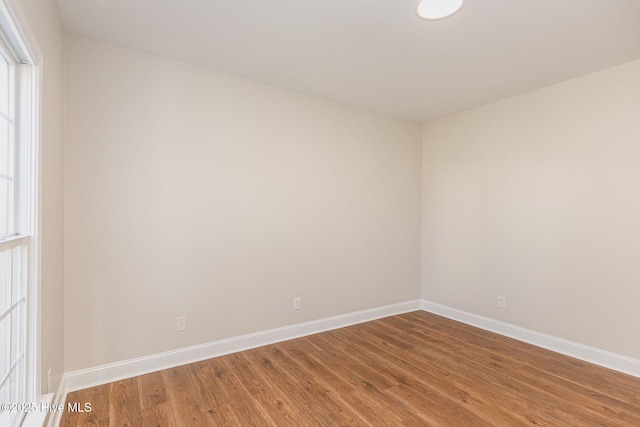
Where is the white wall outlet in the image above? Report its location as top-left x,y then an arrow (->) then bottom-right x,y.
497,296 -> 507,309
293,297 -> 301,311
176,316 -> 186,332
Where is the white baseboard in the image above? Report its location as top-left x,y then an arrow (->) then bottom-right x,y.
421,299 -> 640,378
49,297 -> 640,427
21,393 -> 52,427
61,300 -> 421,395
45,377 -> 67,427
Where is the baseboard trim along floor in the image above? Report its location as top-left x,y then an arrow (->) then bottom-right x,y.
421,299 -> 640,378
62,300 -> 422,394
49,298 -> 640,426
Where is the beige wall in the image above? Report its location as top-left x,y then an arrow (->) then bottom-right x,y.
64,36 -> 422,371
16,0 -> 65,392
422,59 -> 640,359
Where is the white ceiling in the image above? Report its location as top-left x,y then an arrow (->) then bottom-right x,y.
56,0 -> 640,122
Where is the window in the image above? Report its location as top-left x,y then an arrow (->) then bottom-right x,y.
0,2 -> 40,426
0,42 -> 15,237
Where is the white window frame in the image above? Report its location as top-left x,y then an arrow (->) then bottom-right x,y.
0,0 -> 42,425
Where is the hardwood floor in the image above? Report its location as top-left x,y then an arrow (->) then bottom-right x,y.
61,311 -> 640,426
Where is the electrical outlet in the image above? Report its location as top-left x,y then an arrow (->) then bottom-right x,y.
176,316 -> 186,332
293,297 -> 301,311
497,296 -> 506,309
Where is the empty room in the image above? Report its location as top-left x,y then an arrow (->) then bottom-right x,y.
1,0 -> 639,426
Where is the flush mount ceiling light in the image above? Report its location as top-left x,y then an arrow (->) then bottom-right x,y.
416,0 -> 464,20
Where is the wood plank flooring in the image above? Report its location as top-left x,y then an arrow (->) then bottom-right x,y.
61,311 -> 640,426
